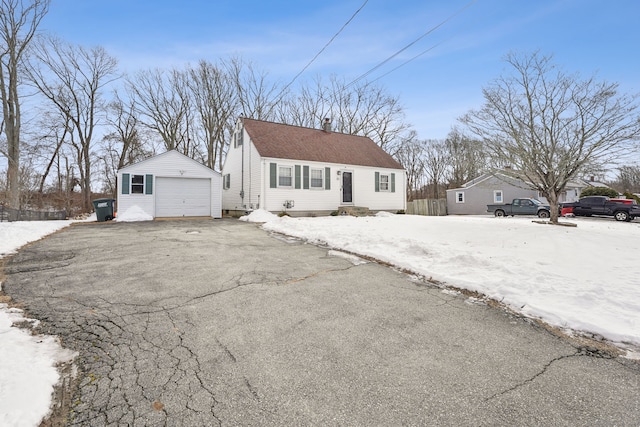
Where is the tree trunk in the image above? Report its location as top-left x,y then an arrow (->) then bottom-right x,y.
547,190 -> 560,224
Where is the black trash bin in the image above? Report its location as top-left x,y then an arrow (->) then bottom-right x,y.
92,198 -> 116,222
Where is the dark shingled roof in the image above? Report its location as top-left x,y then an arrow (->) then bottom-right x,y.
242,118 -> 404,170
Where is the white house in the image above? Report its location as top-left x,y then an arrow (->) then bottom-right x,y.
117,150 -> 222,219
221,118 -> 406,216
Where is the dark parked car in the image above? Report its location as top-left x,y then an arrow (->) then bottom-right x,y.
561,196 -> 640,221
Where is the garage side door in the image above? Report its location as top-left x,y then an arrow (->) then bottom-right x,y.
155,177 -> 211,217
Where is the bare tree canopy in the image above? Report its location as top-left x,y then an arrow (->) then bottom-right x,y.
25,35 -> 119,211
225,56 -> 280,121
461,51 -> 640,223
188,60 -> 237,171
444,128 -> 487,188
277,75 -> 410,156
0,0 -> 50,207
127,67 -> 192,154
394,131 -> 425,200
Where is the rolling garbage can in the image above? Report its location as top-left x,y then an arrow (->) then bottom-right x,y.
92,198 -> 116,222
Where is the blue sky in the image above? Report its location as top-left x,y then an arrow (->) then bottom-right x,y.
40,0 -> 640,140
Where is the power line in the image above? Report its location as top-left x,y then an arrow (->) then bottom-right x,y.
274,0 -> 369,101
346,0 -> 476,88
369,40 -> 447,85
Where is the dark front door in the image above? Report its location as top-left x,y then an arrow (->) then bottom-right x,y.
342,171 -> 353,204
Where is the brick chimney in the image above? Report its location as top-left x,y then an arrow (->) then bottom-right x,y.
322,118 -> 332,133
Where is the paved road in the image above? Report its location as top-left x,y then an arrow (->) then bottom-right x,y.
3,219 -> 639,426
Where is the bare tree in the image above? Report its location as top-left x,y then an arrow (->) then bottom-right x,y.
25,36 -> 120,211
277,75 -> 410,156
28,109 -> 71,199
275,77 -> 327,129
461,51 -> 640,223
98,90 -> 156,194
225,56 -> 280,121
0,0 -> 49,207
394,131 -> 426,201
444,127 -> 487,188
423,139 -> 449,199
127,67 -> 191,153
188,60 -> 236,171
611,165 -> 640,194
105,90 -> 149,170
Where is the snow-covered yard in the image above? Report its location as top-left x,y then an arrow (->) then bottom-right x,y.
1,212 -> 639,426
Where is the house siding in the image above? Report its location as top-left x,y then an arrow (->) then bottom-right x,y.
118,150 -> 222,219
261,158 -> 405,214
221,126 -> 263,212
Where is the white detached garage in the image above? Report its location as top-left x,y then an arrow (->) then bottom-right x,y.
117,150 -> 222,219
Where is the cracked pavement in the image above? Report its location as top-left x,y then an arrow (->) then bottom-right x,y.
3,219 -> 639,426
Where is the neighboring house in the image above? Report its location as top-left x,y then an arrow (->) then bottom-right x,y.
117,150 -> 222,219
446,172 -> 614,215
446,173 -> 540,215
221,117 -> 406,216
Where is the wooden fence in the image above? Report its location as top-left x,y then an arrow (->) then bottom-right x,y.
406,198 -> 447,216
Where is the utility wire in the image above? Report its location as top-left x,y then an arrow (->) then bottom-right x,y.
274,0 -> 369,102
346,0 -> 476,88
368,40 -> 446,85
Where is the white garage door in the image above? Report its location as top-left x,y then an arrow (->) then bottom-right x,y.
155,177 -> 211,217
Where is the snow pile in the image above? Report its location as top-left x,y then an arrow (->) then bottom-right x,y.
0,305 -> 76,427
0,220 -> 76,426
114,205 -> 153,222
239,209 -> 281,223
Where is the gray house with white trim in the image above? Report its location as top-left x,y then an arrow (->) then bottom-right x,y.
446,173 -> 540,215
446,172 -> 613,215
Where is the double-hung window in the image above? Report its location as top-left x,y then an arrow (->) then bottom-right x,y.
131,175 -> 145,194
379,174 -> 390,191
494,190 -> 503,203
456,191 -> 465,203
310,168 -> 323,189
279,166 -> 292,187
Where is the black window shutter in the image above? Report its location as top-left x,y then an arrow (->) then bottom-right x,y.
270,163 -> 277,188
325,167 -> 331,190
303,166 -> 309,189
122,173 -> 130,194
391,173 -> 395,193
145,174 -> 153,194
375,172 -> 380,192
295,165 -> 301,189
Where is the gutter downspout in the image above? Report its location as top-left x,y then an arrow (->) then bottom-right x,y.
240,128 -> 245,207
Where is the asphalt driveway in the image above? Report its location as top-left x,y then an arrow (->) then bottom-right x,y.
3,219 -> 639,426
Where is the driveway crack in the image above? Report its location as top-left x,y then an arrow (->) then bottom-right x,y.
484,346 -> 615,402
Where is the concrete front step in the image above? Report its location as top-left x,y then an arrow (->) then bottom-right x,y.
338,206 -> 371,217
